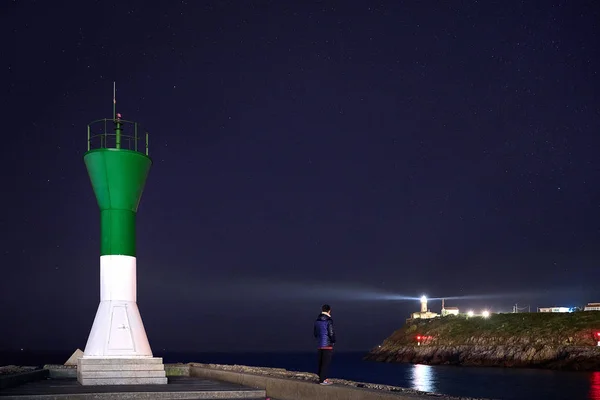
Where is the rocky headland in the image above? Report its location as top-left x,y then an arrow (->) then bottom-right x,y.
365,311 -> 600,370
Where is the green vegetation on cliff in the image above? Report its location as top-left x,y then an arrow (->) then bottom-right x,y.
380,311 -> 600,348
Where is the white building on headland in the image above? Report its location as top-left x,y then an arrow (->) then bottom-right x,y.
538,307 -> 572,313
441,299 -> 459,316
584,303 -> 600,311
411,296 -> 439,320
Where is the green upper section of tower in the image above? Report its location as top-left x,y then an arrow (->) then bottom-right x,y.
84,116 -> 152,256
84,148 -> 152,212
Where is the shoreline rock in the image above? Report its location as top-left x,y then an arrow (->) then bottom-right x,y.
0,365 -> 38,376
365,344 -> 600,370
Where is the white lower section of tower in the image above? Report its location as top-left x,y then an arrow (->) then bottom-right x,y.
79,255 -> 166,385
83,255 -> 152,357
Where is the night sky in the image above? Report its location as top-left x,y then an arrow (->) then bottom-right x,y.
1,1 -> 599,354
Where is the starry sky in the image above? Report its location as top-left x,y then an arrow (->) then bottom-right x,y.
1,1 -> 599,354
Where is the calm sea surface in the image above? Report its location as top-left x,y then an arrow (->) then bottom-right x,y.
1,351 -> 597,400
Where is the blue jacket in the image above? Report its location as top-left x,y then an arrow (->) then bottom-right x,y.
314,313 -> 336,348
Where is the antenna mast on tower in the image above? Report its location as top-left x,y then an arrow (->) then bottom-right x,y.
113,81 -> 116,120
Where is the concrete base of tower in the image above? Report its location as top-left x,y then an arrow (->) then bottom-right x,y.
77,357 -> 167,385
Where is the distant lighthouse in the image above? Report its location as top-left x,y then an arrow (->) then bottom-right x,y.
411,295 -> 439,320
77,84 -> 167,385
420,295 -> 428,313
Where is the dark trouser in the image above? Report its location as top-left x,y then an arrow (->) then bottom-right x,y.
317,348 -> 333,382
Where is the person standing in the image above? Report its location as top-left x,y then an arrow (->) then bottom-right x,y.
313,304 -> 336,385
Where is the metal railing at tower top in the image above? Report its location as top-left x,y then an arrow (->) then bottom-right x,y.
87,118 -> 149,156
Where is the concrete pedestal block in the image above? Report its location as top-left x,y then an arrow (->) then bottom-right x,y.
77,357 -> 168,385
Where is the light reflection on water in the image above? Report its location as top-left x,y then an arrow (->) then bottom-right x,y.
402,362 -> 600,400
405,364 -> 520,399
411,364 -> 435,393
590,371 -> 600,400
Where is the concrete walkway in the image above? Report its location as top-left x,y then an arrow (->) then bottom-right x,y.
0,376 -> 266,399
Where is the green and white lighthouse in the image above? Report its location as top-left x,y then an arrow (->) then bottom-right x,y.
78,84 -> 167,385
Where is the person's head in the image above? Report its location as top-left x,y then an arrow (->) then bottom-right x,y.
322,304 -> 331,314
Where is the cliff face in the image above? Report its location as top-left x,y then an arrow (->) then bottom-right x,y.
365,312 -> 600,370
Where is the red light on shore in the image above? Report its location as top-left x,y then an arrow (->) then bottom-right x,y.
596,332 -> 600,337
416,336 -> 421,340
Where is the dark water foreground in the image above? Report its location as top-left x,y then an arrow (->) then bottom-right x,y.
1,350 -> 599,400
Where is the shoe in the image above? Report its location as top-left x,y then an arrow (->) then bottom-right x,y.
319,379 -> 333,385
